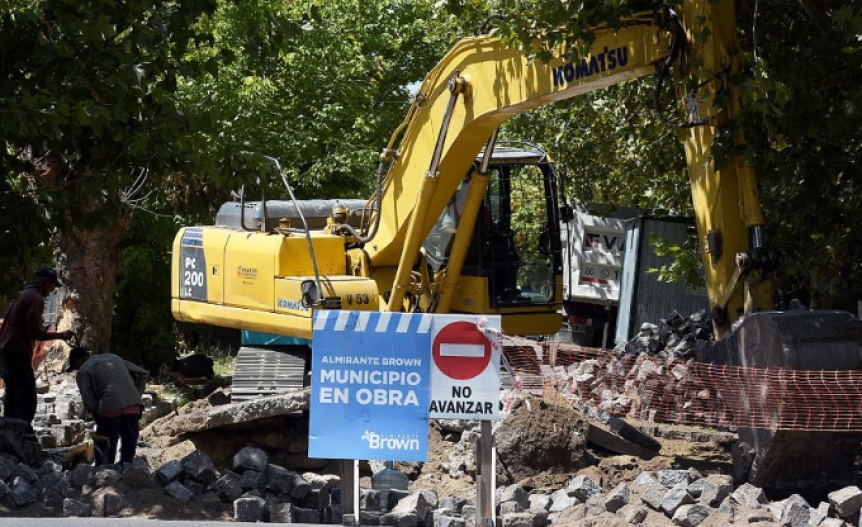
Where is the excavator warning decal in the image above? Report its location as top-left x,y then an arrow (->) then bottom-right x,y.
179,228 -> 208,301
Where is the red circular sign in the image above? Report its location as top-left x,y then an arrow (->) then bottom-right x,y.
432,321 -> 492,380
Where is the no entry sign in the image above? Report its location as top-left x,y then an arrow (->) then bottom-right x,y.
432,321 -> 492,380
429,315 -> 501,420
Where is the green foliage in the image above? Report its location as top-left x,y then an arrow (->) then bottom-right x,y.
178,0 -> 452,201
0,0 -> 219,338
647,233 -> 705,290
0,179 -> 53,299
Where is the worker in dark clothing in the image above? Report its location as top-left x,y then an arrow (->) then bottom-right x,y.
68,348 -> 149,465
0,267 -> 74,430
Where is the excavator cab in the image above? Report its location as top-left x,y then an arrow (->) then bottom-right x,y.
422,145 -> 563,333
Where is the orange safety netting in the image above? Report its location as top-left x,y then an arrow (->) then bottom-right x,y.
502,338 -> 862,432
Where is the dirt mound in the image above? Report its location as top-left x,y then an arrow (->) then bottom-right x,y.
496,397 -> 589,489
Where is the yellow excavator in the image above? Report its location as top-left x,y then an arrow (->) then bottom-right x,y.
172,1 -> 862,492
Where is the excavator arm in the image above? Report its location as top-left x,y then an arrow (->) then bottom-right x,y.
361,1 -> 769,338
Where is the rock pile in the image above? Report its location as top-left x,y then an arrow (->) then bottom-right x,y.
546,352 -> 729,427
493,471 -> 862,527
5,376 -> 167,452
2,416 -> 862,526
622,310 -> 713,359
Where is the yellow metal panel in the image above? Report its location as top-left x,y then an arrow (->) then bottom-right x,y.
223,233 -> 280,310
172,298 -> 314,339
202,229 -> 231,304
450,275 -> 491,312
276,234 -> 347,277
448,275 -> 562,334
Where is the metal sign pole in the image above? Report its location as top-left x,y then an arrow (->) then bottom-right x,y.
476,419 -> 495,527
341,459 -> 359,526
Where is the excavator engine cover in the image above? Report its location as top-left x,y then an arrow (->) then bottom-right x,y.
699,310 -> 862,495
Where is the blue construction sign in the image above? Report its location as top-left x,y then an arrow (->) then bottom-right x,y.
309,310 -> 432,461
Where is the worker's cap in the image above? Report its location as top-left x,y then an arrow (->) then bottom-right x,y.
34,266 -> 63,287
66,346 -> 90,372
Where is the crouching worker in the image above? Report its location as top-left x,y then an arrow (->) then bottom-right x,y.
67,348 -> 149,465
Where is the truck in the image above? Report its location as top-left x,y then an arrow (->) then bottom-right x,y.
560,204 -> 630,348
561,206 -> 709,348
171,0 -> 862,491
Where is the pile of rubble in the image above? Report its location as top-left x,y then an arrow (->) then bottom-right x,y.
491,469 -> 862,527
4,375 -> 168,452
3,433 -> 862,527
621,310 -> 713,359
547,353 -> 730,428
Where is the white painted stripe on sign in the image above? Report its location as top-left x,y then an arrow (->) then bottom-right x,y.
440,343 -> 485,357
313,311 -> 330,331
335,311 -> 351,331
375,312 -> 392,333
417,314 -> 432,334
355,311 -> 371,332
396,314 -> 411,333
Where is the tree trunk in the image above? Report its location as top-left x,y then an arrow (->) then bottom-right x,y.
56,213 -> 131,354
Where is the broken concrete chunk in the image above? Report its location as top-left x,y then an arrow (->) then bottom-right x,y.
5,476 -> 38,508
618,504 -> 647,524
269,501 -> 294,523
91,486 -> 124,517
213,472 -> 243,503
155,459 -> 184,486
42,487 -> 64,508
603,483 -> 630,513
164,481 -> 194,503
434,513 -> 466,527
499,501 -> 523,515
392,491 -> 430,521
238,469 -> 265,491
293,505 -> 322,523
70,463 -> 96,488
264,463 -> 293,494
660,483 -> 695,516
671,504 -> 710,527
528,494 -> 552,511
234,496 -> 266,522
500,511 -> 536,527
94,467 -> 122,488
181,450 -> 218,485
696,476 -> 732,507
380,509 -> 419,527
657,469 -> 690,488
13,462 -> 38,483
828,485 -> 862,519
730,483 -> 768,508
566,475 -> 601,501
632,471 -> 658,487
498,484 -> 531,510
638,484 -> 667,511
122,460 -> 154,489
289,471 -> 311,499
63,497 -> 92,517
232,446 -> 268,473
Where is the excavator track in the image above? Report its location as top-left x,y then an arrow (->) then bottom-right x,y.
232,346 -> 310,402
